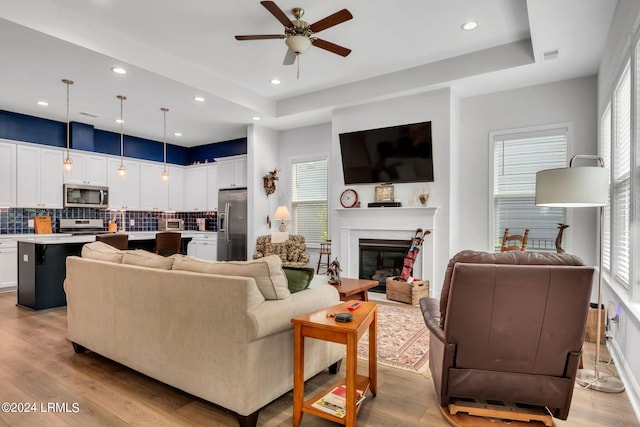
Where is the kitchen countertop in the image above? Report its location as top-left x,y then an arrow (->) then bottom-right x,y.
8,231 -> 216,245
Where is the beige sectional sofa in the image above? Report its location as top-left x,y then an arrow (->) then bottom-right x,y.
64,242 -> 343,427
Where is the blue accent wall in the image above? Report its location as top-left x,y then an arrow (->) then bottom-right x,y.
1,110 -> 246,165
0,110 -> 65,147
189,138 -> 247,164
70,121 -> 95,151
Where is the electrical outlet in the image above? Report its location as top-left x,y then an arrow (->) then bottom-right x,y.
129,219 -> 135,227
28,219 -> 34,228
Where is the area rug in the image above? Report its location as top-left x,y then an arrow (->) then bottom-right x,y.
357,302 -> 429,374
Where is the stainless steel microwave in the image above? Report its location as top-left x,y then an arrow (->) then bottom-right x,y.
158,218 -> 184,231
63,184 -> 109,209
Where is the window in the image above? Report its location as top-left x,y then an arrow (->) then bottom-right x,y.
291,157 -> 328,245
491,127 -> 568,252
612,63 -> 631,288
601,104 -> 612,272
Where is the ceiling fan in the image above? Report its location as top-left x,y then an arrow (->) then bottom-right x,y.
235,1 -> 353,71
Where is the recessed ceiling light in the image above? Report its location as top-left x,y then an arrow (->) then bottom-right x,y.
461,21 -> 478,31
193,96 -> 205,102
270,79 -> 281,85
115,118 -> 124,124
36,100 -> 49,106
174,132 -> 182,137
252,116 -> 261,121
111,67 -> 127,74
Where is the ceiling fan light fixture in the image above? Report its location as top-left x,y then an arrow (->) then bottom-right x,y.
285,35 -> 312,54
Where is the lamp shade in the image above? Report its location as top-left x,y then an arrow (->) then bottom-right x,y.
535,166 -> 609,207
273,206 -> 291,221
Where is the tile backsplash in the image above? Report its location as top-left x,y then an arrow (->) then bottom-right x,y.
0,208 -> 217,235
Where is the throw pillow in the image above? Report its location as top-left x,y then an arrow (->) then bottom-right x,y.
122,249 -> 175,270
283,266 -> 315,293
172,254 -> 290,300
81,241 -> 124,263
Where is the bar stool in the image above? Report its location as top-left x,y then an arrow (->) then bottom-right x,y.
316,239 -> 332,274
155,232 -> 182,257
96,233 -> 128,250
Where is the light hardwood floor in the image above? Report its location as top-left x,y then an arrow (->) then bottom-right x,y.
0,291 -> 637,426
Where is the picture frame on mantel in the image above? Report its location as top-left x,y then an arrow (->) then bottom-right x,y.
374,184 -> 394,202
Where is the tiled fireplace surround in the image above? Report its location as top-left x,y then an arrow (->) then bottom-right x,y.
336,207 -> 437,295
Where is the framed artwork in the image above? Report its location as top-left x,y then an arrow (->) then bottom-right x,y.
374,184 -> 394,202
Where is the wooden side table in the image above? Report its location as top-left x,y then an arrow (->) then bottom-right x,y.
291,300 -> 377,427
330,278 -> 378,302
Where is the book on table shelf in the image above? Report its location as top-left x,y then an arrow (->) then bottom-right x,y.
311,385 -> 366,418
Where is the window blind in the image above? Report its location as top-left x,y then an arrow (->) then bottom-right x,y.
601,104 -> 612,272
613,64 -> 631,287
291,158 -> 328,245
493,130 -> 567,251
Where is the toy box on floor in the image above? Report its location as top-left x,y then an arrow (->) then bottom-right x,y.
386,277 -> 429,305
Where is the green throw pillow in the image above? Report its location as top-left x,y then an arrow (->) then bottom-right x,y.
283,266 -> 315,293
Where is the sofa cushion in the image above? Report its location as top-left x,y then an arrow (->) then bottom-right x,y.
439,250 -> 586,328
283,266 -> 315,293
81,241 -> 124,263
122,250 -> 175,270
172,254 -> 290,300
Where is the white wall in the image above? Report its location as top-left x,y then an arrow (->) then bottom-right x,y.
247,124 -> 280,258
457,76 -> 599,265
331,89 -> 453,291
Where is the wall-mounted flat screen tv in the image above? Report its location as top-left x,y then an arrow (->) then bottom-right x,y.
339,120 -> 434,184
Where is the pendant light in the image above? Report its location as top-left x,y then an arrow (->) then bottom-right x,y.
117,95 -> 127,177
62,79 -> 74,174
161,107 -> 169,182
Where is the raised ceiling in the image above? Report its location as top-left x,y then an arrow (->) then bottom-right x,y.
0,0 -> 616,147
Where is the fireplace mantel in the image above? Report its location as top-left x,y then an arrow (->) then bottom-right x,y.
335,207 -> 437,292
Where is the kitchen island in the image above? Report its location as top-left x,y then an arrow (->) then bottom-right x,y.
15,231 -> 216,310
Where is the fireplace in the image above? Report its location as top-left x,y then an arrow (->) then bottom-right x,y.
335,206 -> 437,297
359,239 -> 410,292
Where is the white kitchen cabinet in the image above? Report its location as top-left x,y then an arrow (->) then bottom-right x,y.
216,155 -> 247,189
0,238 -> 17,291
187,235 -> 217,261
139,162 -> 169,211
107,158 -> 141,210
184,165 -> 209,211
207,163 -> 218,211
0,141 -> 16,207
167,165 -> 184,212
16,144 -> 63,208
63,151 -> 108,185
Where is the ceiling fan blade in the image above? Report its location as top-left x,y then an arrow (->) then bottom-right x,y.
312,38 -> 351,57
260,1 -> 293,28
235,34 -> 286,40
309,9 -> 353,33
283,49 -> 296,65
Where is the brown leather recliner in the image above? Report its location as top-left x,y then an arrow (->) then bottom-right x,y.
420,250 -> 594,420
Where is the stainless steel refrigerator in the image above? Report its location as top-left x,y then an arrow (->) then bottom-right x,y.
217,188 -> 248,261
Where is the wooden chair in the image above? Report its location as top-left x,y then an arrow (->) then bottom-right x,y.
155,232 -> 182,257
316,239 -> 332,274
500,228 -> 529,252
96,233 -> 128,250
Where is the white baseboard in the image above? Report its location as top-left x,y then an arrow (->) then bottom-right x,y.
608,338 -> 640,422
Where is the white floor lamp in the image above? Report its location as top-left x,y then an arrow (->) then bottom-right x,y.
535,154 -> 624,393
